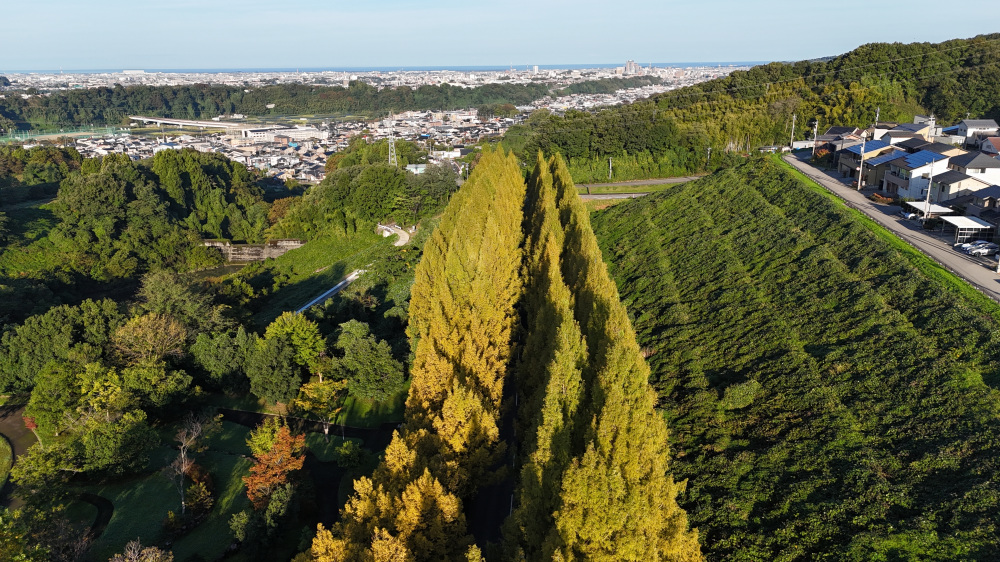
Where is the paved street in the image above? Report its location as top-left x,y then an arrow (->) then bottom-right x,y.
578,175 -> 704,189
783,154 -> 1000,302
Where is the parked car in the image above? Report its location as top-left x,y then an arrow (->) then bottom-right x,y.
899,210 -> 918,219
970,243 -> 999,256
957,240 -> 990,251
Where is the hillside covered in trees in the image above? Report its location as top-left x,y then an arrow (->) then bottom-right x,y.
0,149 -> 435,560
502,34 -> 1000,182
0,149 -> 272,324
590,156 -> 1000,560
0,81 -> 552,131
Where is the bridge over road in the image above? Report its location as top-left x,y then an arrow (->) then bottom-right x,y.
129,115 -> 246,130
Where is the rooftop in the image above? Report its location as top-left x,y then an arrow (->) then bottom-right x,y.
950,151 -> 1000,169
961,119 -> 999,129
894,150 -> 949,170
865,149 -> 907,166
844,139 -> 891,155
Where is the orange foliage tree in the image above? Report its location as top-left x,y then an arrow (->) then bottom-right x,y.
242,420 -> 305,510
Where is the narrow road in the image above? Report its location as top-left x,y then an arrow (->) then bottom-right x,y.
377,224 -> 410,246
579,193 -> 649,201
578,175 -> 703,188
783,154 -> 1000,302
295,269 -> 364,314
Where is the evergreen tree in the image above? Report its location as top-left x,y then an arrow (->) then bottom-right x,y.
312,148 -> 526,561
532,155 -> 700,561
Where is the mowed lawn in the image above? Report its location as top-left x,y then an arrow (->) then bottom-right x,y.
82,423 -> 254,561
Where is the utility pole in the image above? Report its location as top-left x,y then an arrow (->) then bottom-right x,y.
875,106 -> 880,124
707,147 -> 712,169
811,119 -> 819,157
790,114 -> 797,149
923,155 -> 940,220
856,132 -> 867,191
387,112 -> 398,167
608,156 -> 612,180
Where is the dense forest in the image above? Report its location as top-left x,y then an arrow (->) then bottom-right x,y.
0,149 -> 273,324
0,81 -> 552,131
591,156 -> 1000,560
554,76 -> 662,96
0,145 -> 440,560
501,34 -> 1000,182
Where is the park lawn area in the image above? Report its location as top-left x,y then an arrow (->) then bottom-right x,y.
82,471 -> 180,561
170,452 -> 253,562
336,381 -> 409,428
202,421 -> 253,456
83,420 -> 254,561
246,230 -> 390,328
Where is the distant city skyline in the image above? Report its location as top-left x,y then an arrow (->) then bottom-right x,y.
1,0 -> 998,71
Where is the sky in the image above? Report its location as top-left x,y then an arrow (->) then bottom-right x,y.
1,0 -> 999,71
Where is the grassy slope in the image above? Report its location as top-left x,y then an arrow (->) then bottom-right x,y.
0,203 -> 61,276
591,157 -> 1000,561
244,230 -> 389,329
83,427 -> 254,562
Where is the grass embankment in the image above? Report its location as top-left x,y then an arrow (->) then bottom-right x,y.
239,230 -> 389,328
582,198 -> 629,213
591,157 -> 1000,561
773,154 -> 1000,320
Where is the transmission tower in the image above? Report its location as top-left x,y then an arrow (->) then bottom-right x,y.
387,113 -> 398,167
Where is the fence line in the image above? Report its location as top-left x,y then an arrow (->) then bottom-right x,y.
0,126 -> 124,144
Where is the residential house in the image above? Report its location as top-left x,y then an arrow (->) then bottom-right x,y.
881,130 -> 922,145
931,170 -> 990,203
837,139 -> 892,180
957,119 -> 1000,149
882,150 -> 950,200
948,151 -> 1000,185
965,184 -> 1000,219
980,137 -> 1000,157
862,148 -> 908,193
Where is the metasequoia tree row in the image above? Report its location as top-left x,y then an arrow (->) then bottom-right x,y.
312,150 -> 700,562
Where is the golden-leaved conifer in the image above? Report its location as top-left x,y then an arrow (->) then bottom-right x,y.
506,154 -> 701,561
312,148 -> 526,561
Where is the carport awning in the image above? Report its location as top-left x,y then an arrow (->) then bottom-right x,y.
904,201 -> 954,215
941,216 -> 995,229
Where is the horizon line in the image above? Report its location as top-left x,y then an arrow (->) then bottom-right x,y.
1,61 -> 772,74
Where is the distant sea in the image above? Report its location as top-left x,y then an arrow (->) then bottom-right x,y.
6,62 -> 770,74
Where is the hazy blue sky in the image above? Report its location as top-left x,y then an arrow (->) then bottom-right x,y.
2,0 -> 998,70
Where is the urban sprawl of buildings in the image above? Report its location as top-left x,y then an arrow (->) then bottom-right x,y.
5,63 -> 748,183
1,63 -> 743,92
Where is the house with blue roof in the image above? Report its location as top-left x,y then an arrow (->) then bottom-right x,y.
859,149 -> 907,192
837,139 -> 894,180
883,150 -> 952,201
